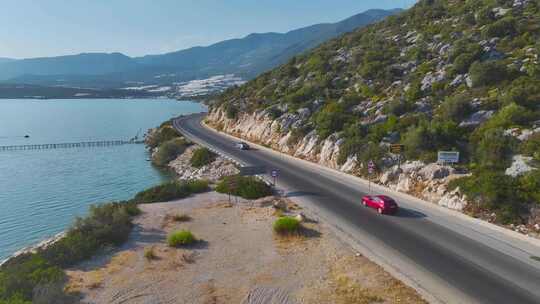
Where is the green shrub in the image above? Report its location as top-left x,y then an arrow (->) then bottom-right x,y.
314,102 -> 347,139
226,104 -> 239,119
1,199 -> 139,301
133,181 -> 189,203
144,246 -> 157,260
482,17 -> 517,38
518,170 -> 540,205
266,107 -> 283,119
405,81 -> 422,102
469,61 -> 510,87
438,94 -> 473,122
504,77 -> 540,108
337,123 -> 369,165
153,138 -> 189,167
474,128 -> 514,170
473,103 -> 535,143
475,6 -> 495,25
42,201 -> 137,267
402,124 -> 433,160
449,170 -> 525,224
183,179 -> 210,194
133,180 -> 209,204
146,125 -> 181,149
287,125 -> 312,146
190,147 -> 216,168
0,255 -> 64,301
452,53 -> 477,74
273,217 -> 301,235
216,176 -> 272,199
171,213 -> 191,222
167,230 -> 196,247
521,133 -> 540,161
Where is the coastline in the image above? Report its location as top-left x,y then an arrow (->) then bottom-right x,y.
0,232 -> 66,268
0,99 -> 206,264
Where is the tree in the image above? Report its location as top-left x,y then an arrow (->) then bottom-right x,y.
475,128 -> 513,170
314,102 -> 348,138
438,94 -> 473,122
469,61 -> 510,87
153,138 -> 189,167
482,17 -> 517,38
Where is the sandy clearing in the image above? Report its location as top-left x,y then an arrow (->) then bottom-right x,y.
66,192 -> 425,304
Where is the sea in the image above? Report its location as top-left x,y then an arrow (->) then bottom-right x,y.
0,98 -> 206,260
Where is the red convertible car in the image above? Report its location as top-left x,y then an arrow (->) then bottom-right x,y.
362,195 -> 399,215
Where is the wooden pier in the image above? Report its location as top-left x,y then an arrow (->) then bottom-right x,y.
0,140 -> 144,151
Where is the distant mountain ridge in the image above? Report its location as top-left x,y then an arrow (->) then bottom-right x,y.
135,9 -> 402,78
0,8 -> 400,89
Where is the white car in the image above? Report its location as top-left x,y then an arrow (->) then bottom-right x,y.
236,142 -> 250,150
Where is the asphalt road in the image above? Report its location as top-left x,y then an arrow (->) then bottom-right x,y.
174,113 -> 540,304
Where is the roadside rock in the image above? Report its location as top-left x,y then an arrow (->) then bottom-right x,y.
419,163 -> 455,180
395,174 -> 412,193
438,188 -> 468,211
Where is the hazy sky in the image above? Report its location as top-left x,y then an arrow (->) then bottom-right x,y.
0,0 -> 416,59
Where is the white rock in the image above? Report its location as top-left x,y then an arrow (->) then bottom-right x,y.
419,163 -> 455,180
459,110 -> 494,127
438,188 -> 468,211
395,174 -> 412,193
401,161 -> 426,174
505,155 -> 536,177
450,74 -> 465,87
340,155 -> 358,173
465,74 -> 473,88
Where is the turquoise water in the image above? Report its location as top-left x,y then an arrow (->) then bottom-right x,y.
0,99 -> 206,260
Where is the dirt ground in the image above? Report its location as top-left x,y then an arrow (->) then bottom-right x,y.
66,192 -> 426,304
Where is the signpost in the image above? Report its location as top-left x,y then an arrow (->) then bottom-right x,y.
437,151 -> 460,165
227,178 -> 238,203
390,144 -> 405,169
368,160 -> 375,194
271,169 -> 279,186
390,144 -> 404,154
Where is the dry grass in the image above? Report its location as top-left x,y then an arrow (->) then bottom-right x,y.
332,275 -> 383,304
67,194 -> 426,304
65,251 -> 137,293
304,255 -> 428,304
65,271 -> 104,293
162,213 -> 192,228
272,209 -> 285,217
144,246 -> 158,261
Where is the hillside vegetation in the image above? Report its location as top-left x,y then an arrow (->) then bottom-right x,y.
213,0 -> 540,225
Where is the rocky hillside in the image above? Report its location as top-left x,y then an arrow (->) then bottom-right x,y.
208,0 -> 540,231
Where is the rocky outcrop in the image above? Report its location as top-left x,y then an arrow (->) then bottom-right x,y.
208,108 -> 470,213
168,145 -> 239,182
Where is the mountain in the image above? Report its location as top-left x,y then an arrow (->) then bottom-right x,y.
0,9 -> 400,90
209,0 -> 540,226
0,53 -> 139,81
135,9 -> 401,79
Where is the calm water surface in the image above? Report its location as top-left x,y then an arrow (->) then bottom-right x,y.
0,98 -> 206,260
